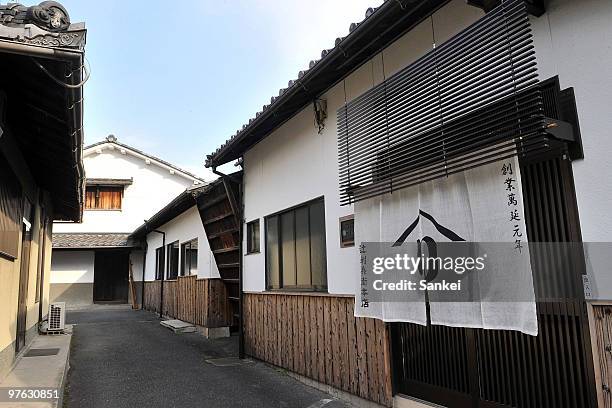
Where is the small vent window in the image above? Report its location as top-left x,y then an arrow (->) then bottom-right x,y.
246,220 -> 260,254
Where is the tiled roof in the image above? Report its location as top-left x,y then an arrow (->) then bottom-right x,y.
86,178 -> 133,186
84,135 -> 206,183
52,233 -> 133,249
0,2 -> 86,50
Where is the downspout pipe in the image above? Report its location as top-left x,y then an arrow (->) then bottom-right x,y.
140,241 -> 147,310
150,229 -> 166,318
237,176 -> 245,359
37,215 -> 48,330
212,167 -> 245,359
212,167 -> 240,184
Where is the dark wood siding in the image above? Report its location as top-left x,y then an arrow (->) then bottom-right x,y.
143,276 -> 232,328
243,292 -> 393,406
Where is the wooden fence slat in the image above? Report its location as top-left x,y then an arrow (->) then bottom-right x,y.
317,297 -> 326,383
376,319 -> 392,406
267,294 -> 273,364
331,297 -> 341,389
365,318 -> 379,403
288,296 -> 295,372
346,298 -> 359,396
310,296 -> 319,381
356,317 -> 369,399
303,296 -> 311,379
298,295 -> 305,376
324,297 -> 333,385
276,294 -> 282,366
338,298 -> 349,392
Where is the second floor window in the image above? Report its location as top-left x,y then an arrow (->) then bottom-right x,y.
85,186 -> 123,210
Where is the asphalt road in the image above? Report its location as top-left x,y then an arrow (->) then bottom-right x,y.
64,305 -> 349,408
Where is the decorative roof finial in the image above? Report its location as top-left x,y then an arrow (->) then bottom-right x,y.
106,134 -> 117,143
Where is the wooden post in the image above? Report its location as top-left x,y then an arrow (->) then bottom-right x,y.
128,261 -> 138,309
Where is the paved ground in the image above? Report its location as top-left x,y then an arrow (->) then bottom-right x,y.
63,305 -> 349,408
0,329 -> 71,408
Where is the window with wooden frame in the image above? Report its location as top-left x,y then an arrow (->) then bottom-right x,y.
180,239 -> 198,276
265,198 -> 327,291
166,241 -> 179,280
155,247 -> 164,280
339,215 -> 354,248
85,186 -> 123,210
0,153 -> 22,259
246,219 -> 260,254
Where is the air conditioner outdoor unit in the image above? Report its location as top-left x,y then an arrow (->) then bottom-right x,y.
48,302 -> 66,332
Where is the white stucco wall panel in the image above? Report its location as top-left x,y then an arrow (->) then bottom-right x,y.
143,206 -> 218,281
431,0 -> 484,45
530,0 -> 612,242
54,150 -> 196,233
379,16 -> 433,79
50,250 -> 95,284
130,250 -> 145,282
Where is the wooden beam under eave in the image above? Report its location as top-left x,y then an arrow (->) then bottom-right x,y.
467,0 -> 545,17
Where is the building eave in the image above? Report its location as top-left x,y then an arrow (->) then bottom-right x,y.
0,2 -> 86,222
84,138 -> 206,184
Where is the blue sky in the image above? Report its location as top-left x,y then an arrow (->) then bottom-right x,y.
61,0 -> 382,180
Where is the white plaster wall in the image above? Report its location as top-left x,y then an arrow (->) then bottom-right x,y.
143,206 -> 219,281
54,148 -> 197,233
50,250 -> 95,284
529,0 -> 612,242
242,0 -> 612,295
130,250 -> 144,282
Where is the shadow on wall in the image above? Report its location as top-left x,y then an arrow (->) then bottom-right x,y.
49,282 -> 142,308
49,283 -> 93,308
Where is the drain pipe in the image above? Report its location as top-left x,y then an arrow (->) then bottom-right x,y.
37,215 -> 48,330
150,229 -> 166,318
212,167 -> 245,359
140,242 -> 147,310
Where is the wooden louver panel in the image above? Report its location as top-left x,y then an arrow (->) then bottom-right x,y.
337,0 -> 546,205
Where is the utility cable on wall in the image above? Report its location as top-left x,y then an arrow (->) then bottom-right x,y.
30,56 -> 91,89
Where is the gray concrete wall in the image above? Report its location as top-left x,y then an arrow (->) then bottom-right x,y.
50,283 -> 94,308
0,338 -> 15,382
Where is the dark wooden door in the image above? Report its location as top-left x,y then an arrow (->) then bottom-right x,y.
16,222 -> 31,353
93,250 -> 129,303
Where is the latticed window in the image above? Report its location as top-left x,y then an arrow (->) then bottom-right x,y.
85,186 -> 123,210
